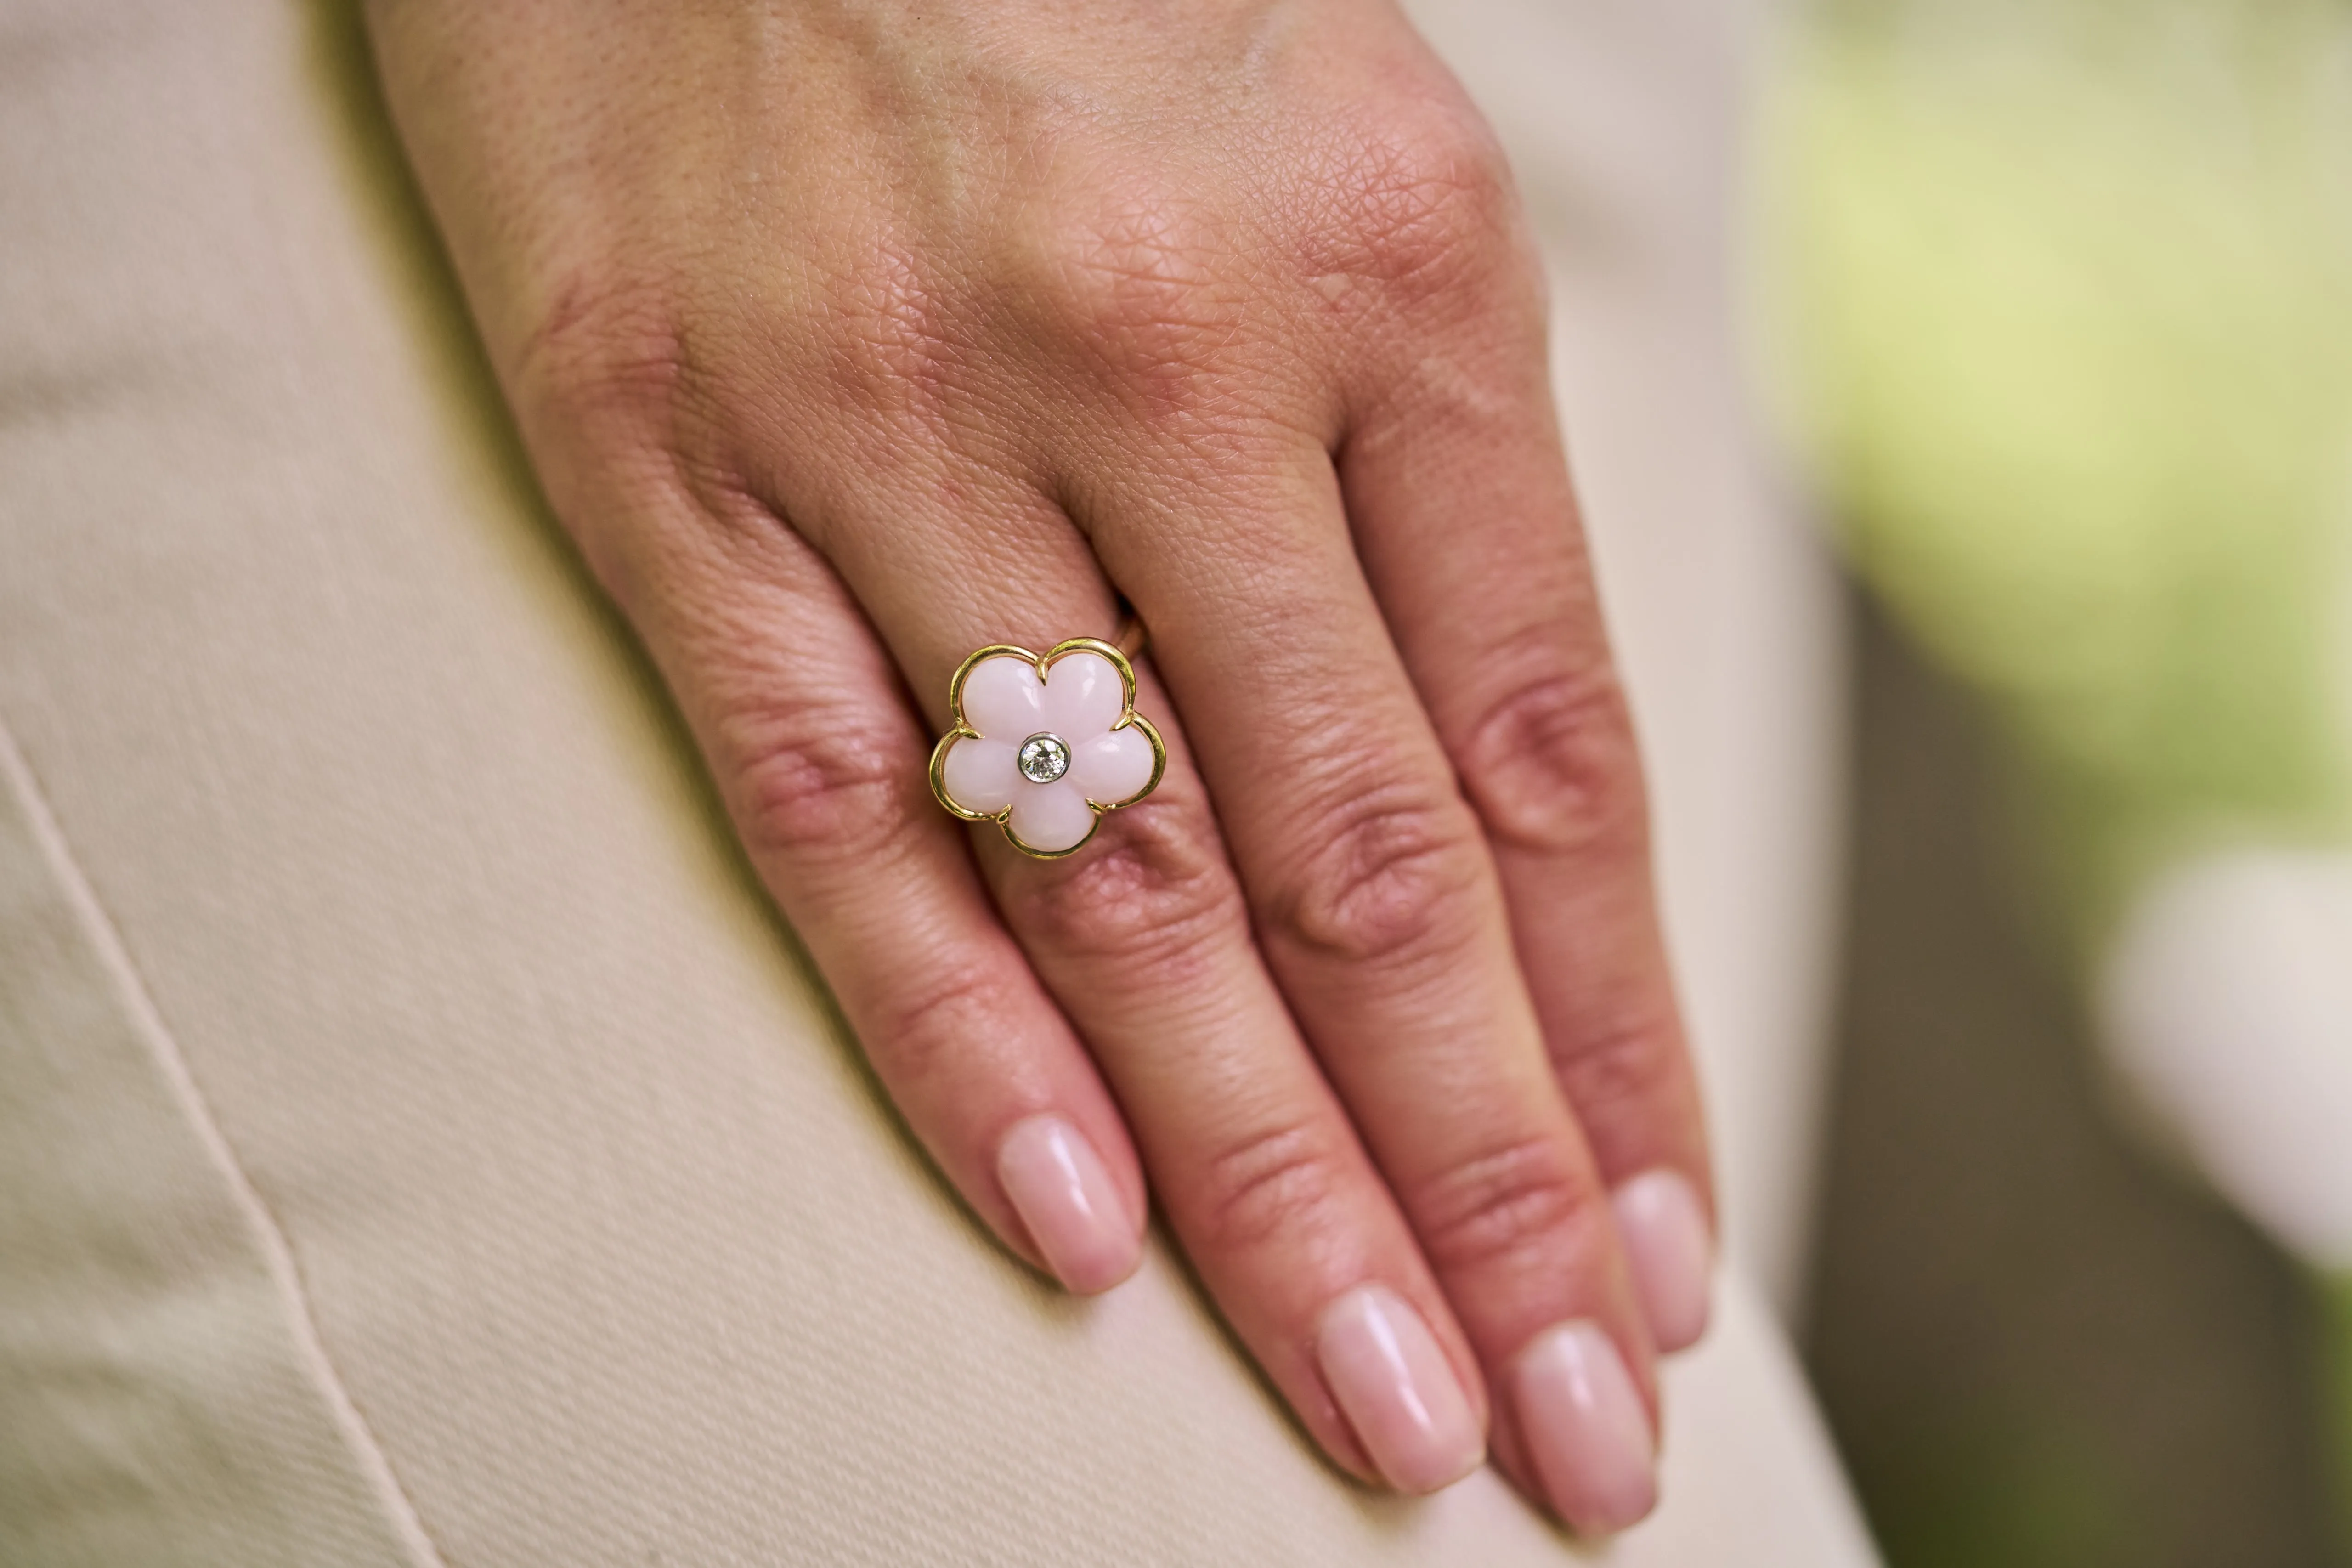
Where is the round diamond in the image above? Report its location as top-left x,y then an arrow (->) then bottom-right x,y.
1017,732 -> 1071,785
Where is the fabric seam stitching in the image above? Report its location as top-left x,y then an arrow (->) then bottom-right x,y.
0,716 -> 452,1568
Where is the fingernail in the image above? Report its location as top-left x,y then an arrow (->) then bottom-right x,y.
996,1115 -> 1139,1295
1513,1321 -> 1658,1535
1611,1170 -> 1714,1354
1317,1285 -> 1486,1494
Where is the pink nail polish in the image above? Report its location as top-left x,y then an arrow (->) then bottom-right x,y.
1317,1285 -> 1485,1494
1513,1321 -> 1658,1535
996,1115 -> 1139,1295
1611,1170 -> 1714,1354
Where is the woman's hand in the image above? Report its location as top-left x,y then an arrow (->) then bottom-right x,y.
367,0 -> 1713,1532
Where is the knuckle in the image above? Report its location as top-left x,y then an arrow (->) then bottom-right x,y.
500,271 -> 747,559
1259,784 -> 1486,967
1195,1119 -> 1352,1255
1016,164 -> 1245,389
508,268 -> 691,427
866,958 -> 1018,1089
1006,797 -> 1243,977
725,703 -> 924,870
1408,1135 -> 1599,1278
1552,1010 -> 1685,1129
1317,108 -> 1522,305
1456,662 -> 1650,858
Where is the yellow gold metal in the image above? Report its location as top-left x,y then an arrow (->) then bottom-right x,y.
1111,610 -> 1149,662
927,636 -> 1167,860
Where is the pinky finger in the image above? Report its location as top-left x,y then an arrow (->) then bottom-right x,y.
626,506 -> 1148,1295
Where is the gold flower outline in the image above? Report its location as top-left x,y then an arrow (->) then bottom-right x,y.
927,637 -> 1167,859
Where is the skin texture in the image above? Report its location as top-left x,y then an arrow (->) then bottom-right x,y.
366,0 -> 1713,1525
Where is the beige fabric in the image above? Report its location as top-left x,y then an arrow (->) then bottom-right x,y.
0,728 -> 437,1568
0,0 -> 1876,1563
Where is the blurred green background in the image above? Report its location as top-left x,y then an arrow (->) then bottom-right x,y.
1802,597 -> 2346,1568
1770,2 -> 2352,1562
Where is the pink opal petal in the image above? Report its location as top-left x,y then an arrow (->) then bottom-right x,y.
1069,726 -> 1157,806
939,735 -> 1021,815
961,654 -> 1044,740
1008,779 -> 1097,854
1039,650 -> 1125,737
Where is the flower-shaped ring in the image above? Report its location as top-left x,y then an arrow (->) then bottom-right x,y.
928,638 -> 1166,858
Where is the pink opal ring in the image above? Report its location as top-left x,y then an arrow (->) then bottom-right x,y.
928,638 -> 1166,858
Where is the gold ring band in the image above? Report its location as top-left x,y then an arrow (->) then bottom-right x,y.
1110,607 -> 1148,662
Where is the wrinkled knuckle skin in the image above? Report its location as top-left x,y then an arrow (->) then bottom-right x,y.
1007,798 -> 1241,978
1195,1121 -> 1351,1257
1457,667 -> 1650,858
1259,786 -> 1485,968
1312,107 -> 1521,308
869,961 -> 1020,1091
1409,1136 -> 1598,1280
1552,1013 -> 1685,1131
508,270 -> 693,430
726,707 -> 925,872
499,270 -> 750,593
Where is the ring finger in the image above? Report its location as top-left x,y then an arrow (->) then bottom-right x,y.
803,468 -> 1497,1498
